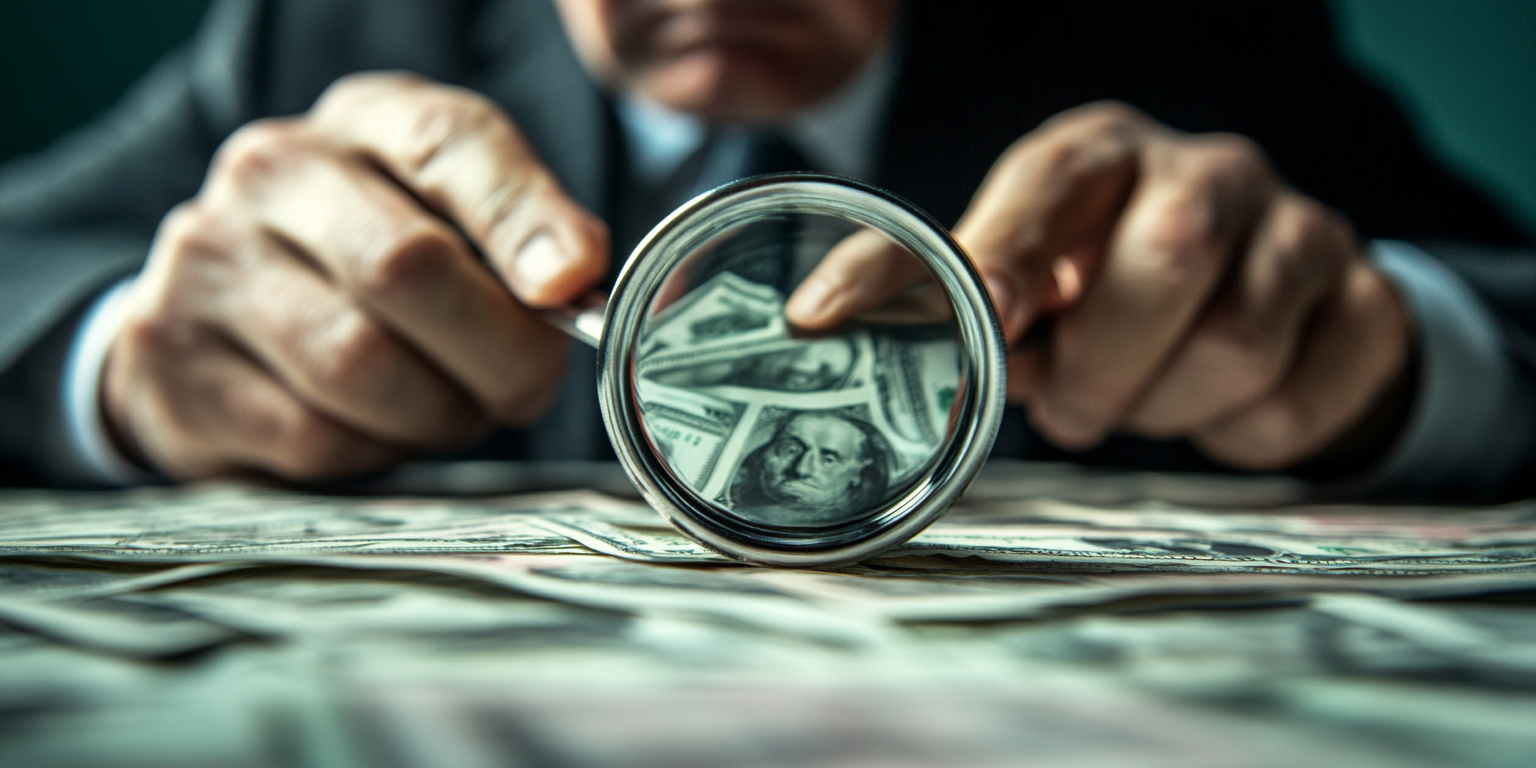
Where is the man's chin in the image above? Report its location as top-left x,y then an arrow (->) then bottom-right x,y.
629,51 -> 845,123
764,482 -> 844,512
740,502 -> 854,528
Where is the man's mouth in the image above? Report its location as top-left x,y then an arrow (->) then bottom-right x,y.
773,476 -> 833,505
628,2 -> 819,61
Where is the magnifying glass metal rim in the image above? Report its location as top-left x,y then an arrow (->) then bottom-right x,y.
597,173 -> 1006,567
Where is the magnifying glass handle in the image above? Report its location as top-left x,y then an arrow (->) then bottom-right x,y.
539,292 -> 608,348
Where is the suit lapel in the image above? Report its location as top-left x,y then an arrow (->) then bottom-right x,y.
470,0 -> 609,218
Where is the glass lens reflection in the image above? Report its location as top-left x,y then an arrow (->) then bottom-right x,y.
634,213 -> 966,530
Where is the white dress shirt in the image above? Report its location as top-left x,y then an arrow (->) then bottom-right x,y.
614,41 -> 897,190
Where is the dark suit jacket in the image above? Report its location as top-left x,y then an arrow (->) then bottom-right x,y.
1,0 -> 1531,491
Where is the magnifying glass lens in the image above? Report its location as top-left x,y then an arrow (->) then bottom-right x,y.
635,214 -> 961,530
601,175 -> 1004,566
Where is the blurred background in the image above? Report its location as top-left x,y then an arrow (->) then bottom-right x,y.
1,0 -> 1532,236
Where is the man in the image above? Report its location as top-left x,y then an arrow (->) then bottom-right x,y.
728,409 -> 892,526
0,0 -> 1532,498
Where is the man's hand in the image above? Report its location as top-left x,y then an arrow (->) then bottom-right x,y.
788,102 -> 1412,471
103,73 -> 608,480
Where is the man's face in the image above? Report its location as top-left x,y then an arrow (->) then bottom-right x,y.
553,0 -> 900,123
760,413 -> 869,511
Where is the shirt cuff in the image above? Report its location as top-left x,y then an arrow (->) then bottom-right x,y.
60,277 -> 154,486
1364,240 -> 1536,496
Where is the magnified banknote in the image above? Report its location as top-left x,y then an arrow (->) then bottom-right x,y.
635,272 -> 962,528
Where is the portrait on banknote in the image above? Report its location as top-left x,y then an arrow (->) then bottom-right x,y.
633,265 -> 966,520
725,405 -> 893,527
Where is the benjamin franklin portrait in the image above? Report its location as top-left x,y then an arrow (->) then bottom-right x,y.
727,410 -> 892,527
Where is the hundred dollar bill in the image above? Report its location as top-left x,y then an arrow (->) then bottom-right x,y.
0,559 -> 247,601
495,485 -> 1536,577
705,402 -> 900,525
633,271 -> 962,527
0,594 -> 243,658
639,271 -> 790,359
870,324 -> 962,448
890,525 -> 1536,573
631,381 -> 748,489
0,485 -> 612,559
950,493 -> 1536,546
639,333 -> 868,398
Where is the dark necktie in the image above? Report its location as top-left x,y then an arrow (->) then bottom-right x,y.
741,131 -> 814,178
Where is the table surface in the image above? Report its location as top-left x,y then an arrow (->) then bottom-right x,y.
1,461 -> 1533,768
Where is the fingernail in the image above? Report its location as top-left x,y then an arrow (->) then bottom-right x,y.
786,277 -> 837,325
514,233 -> 574,294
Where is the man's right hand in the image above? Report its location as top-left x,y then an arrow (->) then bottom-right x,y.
102,73 -> 608,480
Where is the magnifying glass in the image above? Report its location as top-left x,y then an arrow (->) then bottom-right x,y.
543,173 -> 1006,567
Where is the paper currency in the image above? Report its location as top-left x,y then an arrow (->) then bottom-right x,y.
6,554 -> 1532,768
634,272 -> 963,527
413,482 -> 1536,577
5,468 -> 1536,579
3,467 -> 1536,768
0,484 -> 607,559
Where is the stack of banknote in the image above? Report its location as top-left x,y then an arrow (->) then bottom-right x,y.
2,463 -> 1535,767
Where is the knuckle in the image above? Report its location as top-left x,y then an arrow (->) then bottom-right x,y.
153,204 -> 223,261
1193,133 -> 1268,177
318,71 -> 423,108
213,119 -> 308,185
312,316 -> 396,397
1161,136 -> 1272,214
1272,198 -> 1327,252
1286,214 -> 1340,276
1257,197 -> 1352,298
1141,206 -> 1213,252
357,223 -> 463,296
401,91 -> 507,172
1189,320 -> 1281,401
1059,100 -> 1146,133
1015,102 -> 1144,169
1134,208 -> 1222,280
1347,265 -> 1403,320
115,311 -> 179,359
270,413 -> 352,480
1231,401 -> 1312,469
157,202 -> 203,240
1016,139 -> 1090,181
145,204 -> 246,315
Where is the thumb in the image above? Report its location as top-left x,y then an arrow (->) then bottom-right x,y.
785,227 -> 934,329
495,190 -> 609,308
310,73 -> 609,309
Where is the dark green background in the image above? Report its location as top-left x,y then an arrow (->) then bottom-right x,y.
2,0 -> 1532,235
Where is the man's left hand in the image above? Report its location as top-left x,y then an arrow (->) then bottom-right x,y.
786,101 -> 1412,471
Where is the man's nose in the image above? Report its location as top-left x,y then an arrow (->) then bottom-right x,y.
793,449 -> 819,479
